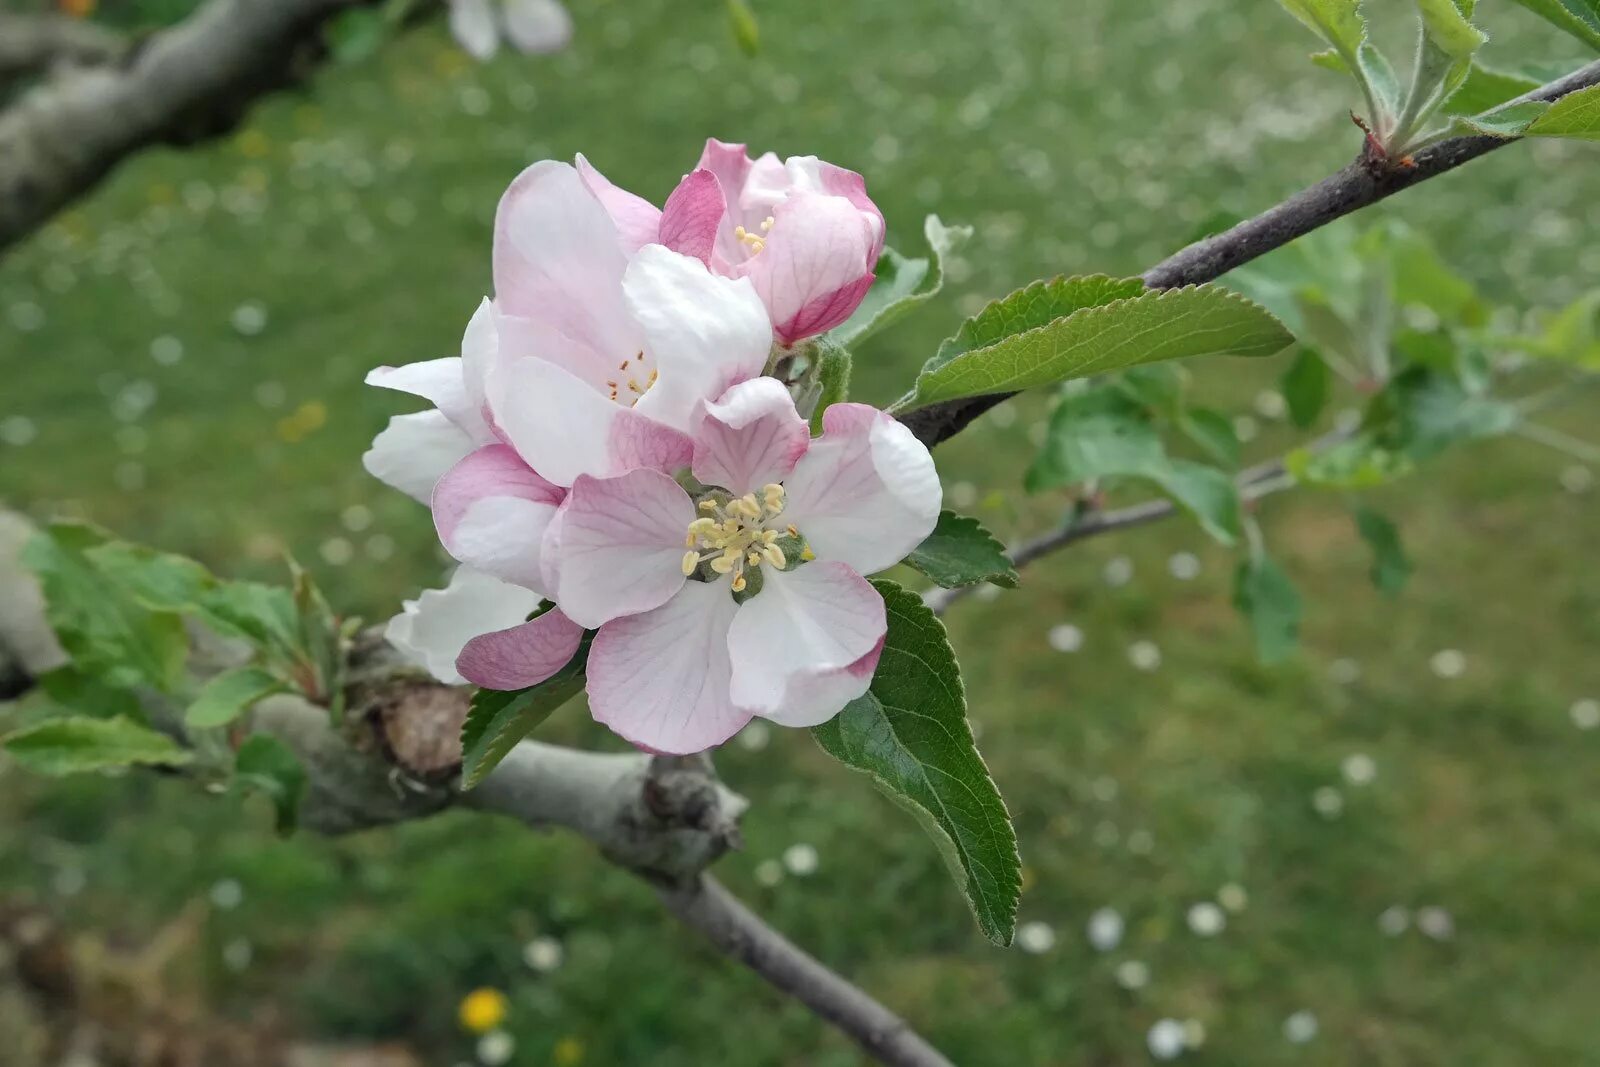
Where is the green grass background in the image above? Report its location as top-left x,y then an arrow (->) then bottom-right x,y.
2,0 -> 1599,1063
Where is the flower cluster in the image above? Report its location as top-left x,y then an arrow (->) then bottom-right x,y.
369,141 -> 937,754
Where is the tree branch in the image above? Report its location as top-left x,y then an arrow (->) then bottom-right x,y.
0,15 -> 126,82
0,0 -> 414,254
898,58 -> 1600,450
658,876 -> 956,1067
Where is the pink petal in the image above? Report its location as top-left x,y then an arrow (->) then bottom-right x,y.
692,377 -> 809,494
780,403 -> 942,576
587,581 -> 750,754
492,161 -> 642,361
433,445 -> 566,593
541,469 -> 693,629
739,191 -> 877,346
659,169 -> 726,265
457,607 -> 585,690
575,153 -> 662,255
773,272 -> 877,345
726,563 -> 885,726
814,160 -> 885,263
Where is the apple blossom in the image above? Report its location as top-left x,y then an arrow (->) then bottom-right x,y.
653,139 -> 886,345
363,158 -> 773,504
447,0 -> 572,60
443,377 -> 940,754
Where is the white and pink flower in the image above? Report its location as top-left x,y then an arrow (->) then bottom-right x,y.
446,378 -> 939,753
366,149 -> 933,754
447,0 -> 572,60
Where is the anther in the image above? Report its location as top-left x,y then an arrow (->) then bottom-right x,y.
681,551 -> 699,575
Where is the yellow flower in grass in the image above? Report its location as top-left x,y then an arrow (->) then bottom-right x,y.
553,1036 -> 585,1066
458,987 -> 509,1034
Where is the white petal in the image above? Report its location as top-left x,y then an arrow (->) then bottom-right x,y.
587,581 -> 750,754
366,355 -> 491,443
781,404 -> 941,575
492,161 -> 642,362
433,445 -> 565,593
575,153 -> 663,256
363,410 -> 475,504
624,245 -> 772,432
487,356 -> 691,487
461,297 -> 500,434
448,0 -> 500,59
385,566 -> 544,684
502,0 -> 573,53
691,377 -> 809,494
727,562 -> 885,724
542,469 -> 693,628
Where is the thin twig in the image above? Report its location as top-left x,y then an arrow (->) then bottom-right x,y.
658,876 -> 956,1067
1516,422 -> 1600,466
898,58 -> 1600,451
926,450 -> 1311,617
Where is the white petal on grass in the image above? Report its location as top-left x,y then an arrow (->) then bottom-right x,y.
1147,1018 -> 1187,1060
149,335 -> 185,365
1341,753 -> 1377,786
1233,414 -> 1259,443
1016,921 -> 1056,954
523,936 -> 564,972
783,843 -> 818,877
1126,829 -> 1154,855
1417,905 -> 1455,941
1,416 -> 37,446
1328,658 -> 1361,685
1086,907 -> 1124,952
1115,959 -> 1150,990
1103,555 -> 1134,587
737,720 -> 772,751
1312,786 -> 1344,819
1559,465 -> 1592,494
1186,901 -> 1225,937
231,301 -> 268,335
1128,640 -> 1161,672
1283,1011 -> 1318,1044
210,878 -> 244,910
1377,905 -> 1410,936
754,859 -> 784,887
1253,389 -> 1287,420
1429,649 -> 1466,679
477,1031 -> 515,1066
1182,1019 -> 1207,1050
1167,551 -> 1201,580
1569,698 -> 1600,731
1048,623 -> 1084,653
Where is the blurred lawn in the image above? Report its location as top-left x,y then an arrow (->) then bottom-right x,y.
3,1 -> 1599,1064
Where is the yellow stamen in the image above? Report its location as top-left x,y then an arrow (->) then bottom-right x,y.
762,544 -> 787,569
681,550 -> 699,575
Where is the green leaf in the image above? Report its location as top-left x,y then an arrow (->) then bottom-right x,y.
460,637 -> 591,790
1233,552 -> 1302,663
1276,0 -> 1366,61
325,7 -> 390,63
22,523 -> 189,694
36,668 -> 146,720
908,285 -> 1292,410
726,0 -> 760,56
1527,82 -> 1600,140
1415,0 -> 1488,58
1288,437 -> 1417,488
904,511 -> 1018,590
1376,367 -> 1519,459
3,716 -> 192,775
198,580 -> 303,663
1282,348 -> 1332,428
1453,100 -> 1550,136
923,274 -> 1145,380
84,539 -> 212,612
1027,393 -> 1243,544
186,667 -> 290,729
812,580 -> 1020,945
1505,0 -> 1600,51
809,339 -> 853,435
1443,63 -> 1541,115
289,559 -> 342,705
1353,507 -> 1412,596
234,734 -> 307,834
830,216 -> 971,348
1179,407 -> 1241,469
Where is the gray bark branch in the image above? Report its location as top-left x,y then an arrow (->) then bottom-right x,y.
899,58 -> 1600,450
0,15 -> 126,82
0,0 -> 389,254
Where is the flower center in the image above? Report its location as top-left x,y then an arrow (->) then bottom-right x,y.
604,350 -> 657,406
681,482 -> 796,593
732,215 -> 775,255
